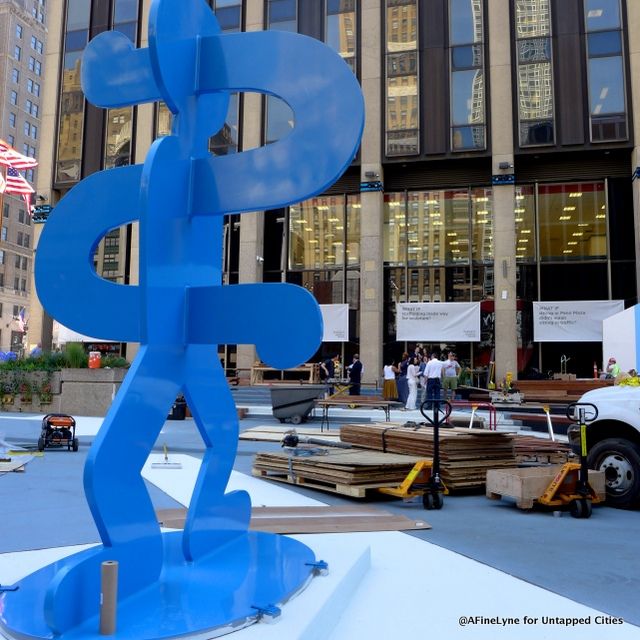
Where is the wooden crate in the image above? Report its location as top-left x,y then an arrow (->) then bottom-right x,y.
486,466 -> 606,509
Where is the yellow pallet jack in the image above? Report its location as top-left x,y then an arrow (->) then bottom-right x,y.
537,402 -> 602,518
379,400 -> 452,510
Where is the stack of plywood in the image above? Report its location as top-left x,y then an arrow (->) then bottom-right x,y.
339,423 -> 517,490
513,435 -> 573,465
252,448 -> 421,497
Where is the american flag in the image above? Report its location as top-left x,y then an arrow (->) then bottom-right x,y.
6,166 -> 34,209
0,140 -> 37,170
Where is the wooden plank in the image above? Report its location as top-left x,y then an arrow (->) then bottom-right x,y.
157,505 -> 431,533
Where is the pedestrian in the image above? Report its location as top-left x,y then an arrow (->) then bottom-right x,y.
348,353 -> 363,395
397,351 -> 410,405
418,354 -> 428,407
382,359 -> 398,400
320,353 -> 340,395
442,351 -> 461,401
424,352 -> 444,408
603,357 -> 621,379
406,356 -> 420,410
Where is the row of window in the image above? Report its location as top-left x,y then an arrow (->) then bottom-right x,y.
0,227 -> 31,248
9,92 -> 39,118
3,204 -> 32,226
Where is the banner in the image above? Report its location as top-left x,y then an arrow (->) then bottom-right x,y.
396,302 -> 481,341
320,304 -> 349,342
533,300 -> 624,342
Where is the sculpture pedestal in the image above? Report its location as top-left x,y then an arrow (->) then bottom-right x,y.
0,530 -> 317,639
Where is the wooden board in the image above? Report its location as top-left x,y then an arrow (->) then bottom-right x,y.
157,505 -> 431,533
0,459 -> 27,473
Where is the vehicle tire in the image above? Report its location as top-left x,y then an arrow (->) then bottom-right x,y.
37,437 -> 45,452
422,492 -> 434,510
72,438 -> 79,452
587,438 -> 640,509
290,414 -> 303,425
570,499 -> 583,519
432,492 -> 444,510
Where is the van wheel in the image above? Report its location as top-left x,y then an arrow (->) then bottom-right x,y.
588,438 -> 640,509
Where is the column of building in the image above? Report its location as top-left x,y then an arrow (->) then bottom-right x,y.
627,2 -> 640,302
488,0 -> 518,382
234,0 -> 265,379
358,0 -> 384,384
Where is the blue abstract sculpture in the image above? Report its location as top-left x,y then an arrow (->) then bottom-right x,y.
0,0 -> 364,637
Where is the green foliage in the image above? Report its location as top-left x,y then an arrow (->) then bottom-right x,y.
64,343 -> 88,368
101,355 -> 130,369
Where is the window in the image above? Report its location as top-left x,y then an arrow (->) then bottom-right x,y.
14,46 -> 21,61
34,60 -> 42,76
31,35 -> 37,49
17,232 -> 23,246
7,135 -> 15,146
14,277 -> 19,291
15,255 -> 22,269
31,103 -> 39,117
23,143 -> 29,156
34,82 -> 40,97
12,306 -> 18,317
385,0 -> 420,156
24,122 -> 30,136
0,227 -> 6,242
28,56 -> 35,71
104,107 -> 132,168
584,0 -> 627,141
266,0 -> 296,32
10,91 -> 18,106
448,0 -> 486,150
25,169 -> 35,182
32,125 -> 38,140
22,257 -> 28,270
212,0 -> 242,32
2,205 -> 8,218
24,235 -> 30,249
0,252 -> 4,267
21,279 -> 26,292
16,24 -> 23,39
36,40 -> 43,54
325,0 -> 357,74
18,209 -> 25,224
12,69 -> 19,83
9,113 -> 16,128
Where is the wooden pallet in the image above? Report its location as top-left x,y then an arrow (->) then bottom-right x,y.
252,467 -> 399,498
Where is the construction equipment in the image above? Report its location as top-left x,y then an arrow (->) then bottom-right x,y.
37,414 -> 78,452
537,402 -> 602,518
379,399 -> 452,510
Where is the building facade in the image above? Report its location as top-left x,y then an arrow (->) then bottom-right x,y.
29,0 -> 640,381
0,0 -> 46,353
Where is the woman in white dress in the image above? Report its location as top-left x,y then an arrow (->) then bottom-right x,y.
406,356 -> 419,410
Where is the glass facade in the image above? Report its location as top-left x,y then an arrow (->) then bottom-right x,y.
584,0 -> 627,141
385,0 -> 419,156
325,0 -> 357,74
55,0 -> 90,183
515,0 -> 554,146
449,0 -> 486,150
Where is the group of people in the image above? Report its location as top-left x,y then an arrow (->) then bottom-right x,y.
318,352 -> 363,395
383,349 -> 462,410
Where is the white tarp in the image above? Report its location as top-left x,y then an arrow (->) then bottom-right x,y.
53,321 -> 115,345
396,302 -> 481,341
320,304 -> 349,342
602,305 -> 638,373
533,300 -> 624,342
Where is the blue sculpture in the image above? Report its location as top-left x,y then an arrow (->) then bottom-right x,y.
0,0 -> 364,637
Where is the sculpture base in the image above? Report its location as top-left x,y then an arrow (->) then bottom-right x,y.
0,530 -> 318,639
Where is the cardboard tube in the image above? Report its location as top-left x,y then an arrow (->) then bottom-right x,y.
99,560 -> 118,635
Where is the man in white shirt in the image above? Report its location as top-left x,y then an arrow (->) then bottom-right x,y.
442,352 -> 461,401
424,352 -> 444,408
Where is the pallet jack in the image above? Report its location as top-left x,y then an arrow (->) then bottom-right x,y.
379,399 -> 452,510
537,402 -> 602,518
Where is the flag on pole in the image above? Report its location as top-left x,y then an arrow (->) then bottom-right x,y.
5,166 -> 35,209
0,140 -> 37,170
17,308 -> 25,333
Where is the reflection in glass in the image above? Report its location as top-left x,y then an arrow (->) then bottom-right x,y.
156,102 -> 172,138
451,45 -> 483,69
538,182 -> 607,262
449,0 -> 483,45
451,69 -> 484,125
104,108 -> 132,169
383,193 -> 406,265
67,0 -> 90,31
515,0 -> 550,38
265,96 -> 294,145
346,195 -> 361,266
517,38 -> 551,63
588,57 -> 625,114
518,63 -> 553,119
385,0 -> 419,155
587,31 -> 622,56
56,54 -> 84,183
471,188 -> 492,264
267,0 -> 297,31
585,0 -> 621,31
326,0 -> 357,72
210,93 -> 238,155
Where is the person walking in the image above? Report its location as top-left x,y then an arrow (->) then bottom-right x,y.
425,352 -> 444,408
348,353 -> 363,395
397,352 -> 410,405
382,359 -> 398,400
442,351 -> 461,401
406,356 -> 420,410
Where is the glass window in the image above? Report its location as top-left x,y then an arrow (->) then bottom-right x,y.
67,0 -> 90,31
515,0 -> 554,147
449,0 -> 482,44
325,0 -> 357,73
265,97 -> 293,145
209,93 -> 238,155
104,107 -> 132,169
213,0 -> 242,32
10,91 -> 17,106
12,69 -> 19,83
155,101 -> 172,138
471,188 -> 493,264
538,182 -> 607,261
14,46 -> 21,61
114,0 -> 137,22
514,185 -> 536,263
9,113 -> 16,128
588,57 -> 625,114
1,227 -> 7,241
585,0 -> 620,31
16,24 -> 23,39
65,29 -> 88,51
267,0 -> 296,31
587,31 -> 622,56
35,60 -> 42,76
385,0 -> 419,156
7,135 -> 14,146
383,193 -> 406,265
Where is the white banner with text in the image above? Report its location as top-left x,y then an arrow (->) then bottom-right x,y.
533,300 -> 624,342
320,304 -> 349,342
396,302 -> 481,341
